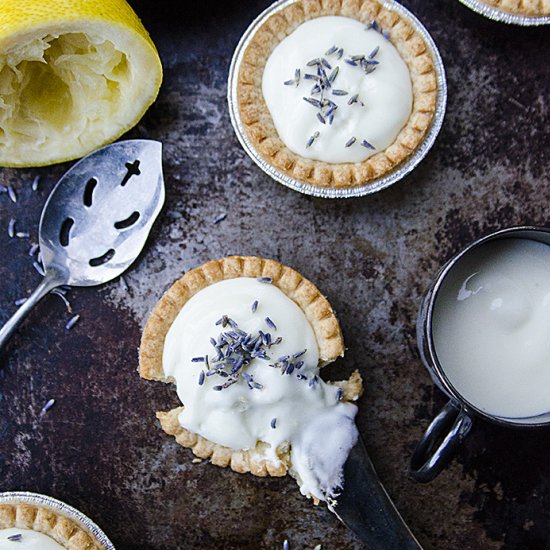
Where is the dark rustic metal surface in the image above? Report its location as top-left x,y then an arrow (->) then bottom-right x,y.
0,1 -> 548,549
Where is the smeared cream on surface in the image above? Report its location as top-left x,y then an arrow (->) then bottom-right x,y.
163,277 -> 358,501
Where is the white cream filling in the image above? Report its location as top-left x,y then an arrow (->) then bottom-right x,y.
0,528 -> 63,549
262,16 -> 413,164
163,277 -> 359,501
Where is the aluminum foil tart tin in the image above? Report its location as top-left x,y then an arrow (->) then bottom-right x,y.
458,0 -> 550,25
228,0 -> 447,199
0,491 -> 115,549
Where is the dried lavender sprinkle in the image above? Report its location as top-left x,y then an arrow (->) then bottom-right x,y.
325,45 -> 338,55
306,131 -> 320,148
7,218 -> 15,238
65,314 -> 80,330
28,243 -> 39,256
31,175 -> 40,191
337,48 -> 344,59
227,317 -> 238,328
213,213 -> 227,224
198,370 -> 205,386
303,96 -> 322,108
369,45 -> 380,59
14,298 -> 27,306
51,289 -> 72,314
271,418 -> 277,429
362,139 -> 376,150
316,113 -> 326,124
119,275 -> 130,293
7,184 -> 16,203
257,277 -> 272,284
33,261 -> 45,276
191,356 -> 205,363
328,66 -> 339,83
362,62 -> 377,75
7,534 -> 22,542
368,20 -> 382,33
216,315 -> 229,327
16,231 -> 29,239
345,137 -> 357,148
40,398 -> 56,416
265,317 -> 277,330
336,387 -> 343,401
251,300 -> 258,313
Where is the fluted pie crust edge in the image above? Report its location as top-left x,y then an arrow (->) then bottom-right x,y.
237,0 -> 438,189
0,503 -> 104,550
477,0 -> 549,15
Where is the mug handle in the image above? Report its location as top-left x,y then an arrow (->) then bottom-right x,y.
409,401 -> 473,483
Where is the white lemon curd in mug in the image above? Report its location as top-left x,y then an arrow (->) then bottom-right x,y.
163,277 -> 358,502
433,238 -> 550,419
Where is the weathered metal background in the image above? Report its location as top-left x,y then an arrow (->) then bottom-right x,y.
0,1 -> 548,548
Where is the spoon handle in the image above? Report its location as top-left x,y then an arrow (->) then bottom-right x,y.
0,272 -> 63,354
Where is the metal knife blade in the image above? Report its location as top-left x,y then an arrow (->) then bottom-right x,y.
329,435 -> 422,550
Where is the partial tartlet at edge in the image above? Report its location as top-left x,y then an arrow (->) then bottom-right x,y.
0,503 -> 104,549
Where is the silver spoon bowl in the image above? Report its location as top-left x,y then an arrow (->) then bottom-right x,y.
0,139 -> 165,353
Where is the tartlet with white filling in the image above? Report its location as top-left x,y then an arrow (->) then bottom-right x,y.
139,256 -> 363,502
236,0 -> 438,190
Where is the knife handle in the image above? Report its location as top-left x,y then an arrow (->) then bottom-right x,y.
409,401 -> 473,483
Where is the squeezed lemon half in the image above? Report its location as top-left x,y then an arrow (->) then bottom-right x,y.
0,0 -> 163,167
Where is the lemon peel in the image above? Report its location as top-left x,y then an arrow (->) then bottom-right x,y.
0,0 -> 163,167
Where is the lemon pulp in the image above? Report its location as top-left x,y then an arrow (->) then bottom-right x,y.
0,0 -> 162,167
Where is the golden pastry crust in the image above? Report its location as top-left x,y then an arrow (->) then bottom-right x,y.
477,0 -> 549,16
0,503 -> 104,550
139,256 -> 363,479
237,0 -> 438,190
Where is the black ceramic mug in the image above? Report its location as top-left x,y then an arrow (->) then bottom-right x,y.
410,226 -> 550,482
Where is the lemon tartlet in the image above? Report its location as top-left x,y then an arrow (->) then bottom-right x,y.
236,0 -> 438,190
139,256 -> 363,502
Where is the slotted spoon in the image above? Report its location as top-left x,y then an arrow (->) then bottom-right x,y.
0,140 -> 165,353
